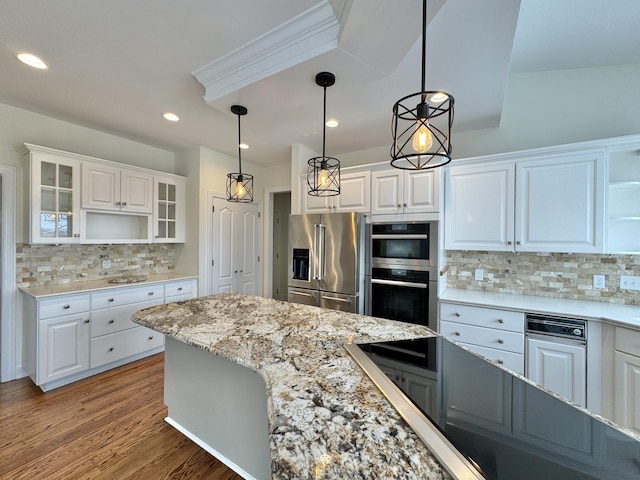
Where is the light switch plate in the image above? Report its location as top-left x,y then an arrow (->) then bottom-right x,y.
475,269 -> 483,281
620,275 -> 640,290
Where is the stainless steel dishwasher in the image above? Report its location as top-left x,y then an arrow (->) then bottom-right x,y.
525,313 -> 587,407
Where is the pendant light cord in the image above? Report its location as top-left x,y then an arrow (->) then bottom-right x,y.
421,0 -> 427,103
236,112 -> 243,175
322,84 -> 327,159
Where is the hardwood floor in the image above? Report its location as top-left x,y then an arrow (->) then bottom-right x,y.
0,354 -> 244,480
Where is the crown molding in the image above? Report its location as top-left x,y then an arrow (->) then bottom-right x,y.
192,1 -> 340,103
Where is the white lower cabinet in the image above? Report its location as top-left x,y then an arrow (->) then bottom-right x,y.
22,277 -> 197,391
439,302 -> 525,375
526,335 -> 586,407
613,327 -> 640,434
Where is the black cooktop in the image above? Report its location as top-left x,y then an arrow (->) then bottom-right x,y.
354,337 -> 640,480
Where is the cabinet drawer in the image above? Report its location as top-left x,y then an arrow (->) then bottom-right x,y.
457,342 -> 524,375
615,327 -> 640,356
91,284 -> 164,309
91,299 -> 163,338
39,294 -> 90,319
440,303 -> 524,332
440,320 -> 524,354
90,325 -> 164,368
165,280 -> 194,299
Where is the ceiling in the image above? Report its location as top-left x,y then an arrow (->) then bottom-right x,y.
1,0 -> 639,167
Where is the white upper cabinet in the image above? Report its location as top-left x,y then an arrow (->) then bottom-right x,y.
300,170 -> 370,214
153,175 -> 186,243
371,169 -> 439,215
606,144 -> 640,253
24,146 -> 82,244
82,162 -> 153,213
445,149 -> 605,253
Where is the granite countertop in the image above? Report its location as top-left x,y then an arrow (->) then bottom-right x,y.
18,273 -> 197,298
440,288 -> 640,328
132,293 -> 451,480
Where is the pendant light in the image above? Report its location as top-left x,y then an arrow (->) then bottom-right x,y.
307,72 -> 340,196
390,0 -> 454,170
226,105 -> 254,203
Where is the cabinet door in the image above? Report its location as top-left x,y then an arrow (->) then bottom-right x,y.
299,175 -> 331,213
371,170 -> 402,214
614,351 -> 640,434
515,151 -> 604,253
526,335 -> 586,407
154,175 -> 185,242
404,169 -> 439,214
30,153 -> 82,243
82,162 -> 121,210
120,169 -> 153,213
335,171 -> 370,212
38,314 -> 90,384
236,204 -> 261,295
445,162 -> 515,251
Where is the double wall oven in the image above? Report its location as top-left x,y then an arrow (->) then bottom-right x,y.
365,221 -> 438,330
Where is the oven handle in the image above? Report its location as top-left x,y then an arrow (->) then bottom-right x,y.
371,234 -> 428,240
370,278 -> 428,289
322,295 -> 352,304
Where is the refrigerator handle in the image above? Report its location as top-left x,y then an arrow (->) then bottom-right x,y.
318,223 -> 326,280
312,224 -> 319,280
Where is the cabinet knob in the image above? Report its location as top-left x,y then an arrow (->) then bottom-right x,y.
155,235 -> 159,238
84,319 -> 90,324
148,292 -> 154,296
240,270 -> 243,273
177,287 -> 183,291
74,234 -> 80,238
234,270 -> 238,273
454,331 -> 461,336
108,298 -> 115,302
454,312 -> 461,317
108,319 -> 115,324
403,203 -> 407,207
108,347 -> 114,352
498,319 -> 504,324
122,202 -> 127,206
498,339 -> 504,344
497,359 -> 504,365
507,241 -> 513,245
148,336 -> 154,340
397,204 -> 402,208
516,240 -> 522,245
115,201 -> 121,206
63,304 -> 70,309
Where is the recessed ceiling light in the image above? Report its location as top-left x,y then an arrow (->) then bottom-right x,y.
239,143 -> 250,150
17,53 -> 48,69
163,112 -> 180,122
326,119 -> 339,128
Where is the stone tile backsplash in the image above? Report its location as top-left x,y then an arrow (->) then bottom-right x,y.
445,251 -> 640,305
17,243 -> 175,289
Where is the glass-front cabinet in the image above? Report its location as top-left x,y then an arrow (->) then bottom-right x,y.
607,146 -> 640,253
153,175 -> 185,243
25,145 -> 81,243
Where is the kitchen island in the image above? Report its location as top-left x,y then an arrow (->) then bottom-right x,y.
132,292 -> 449,480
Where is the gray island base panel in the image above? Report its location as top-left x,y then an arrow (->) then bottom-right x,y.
132,293 -> 449,480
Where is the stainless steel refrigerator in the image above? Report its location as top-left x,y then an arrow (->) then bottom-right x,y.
287,212 -> 365,313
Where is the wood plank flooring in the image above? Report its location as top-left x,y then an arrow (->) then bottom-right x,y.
0,354 -> 244,480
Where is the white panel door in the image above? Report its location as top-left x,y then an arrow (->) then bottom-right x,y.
526,336 -> 586,407
38,315 -> 89,384
614,351 -> 640,434
515,151 -> 604,253
237,204 -> 261,295
121,169 -> 153,213
212,204 -> 235,294
371,170 -> 401,215
82,163 -> 120,210
404,169 -> 439,214
445,162 -> 515,251
335,171 -> 370,213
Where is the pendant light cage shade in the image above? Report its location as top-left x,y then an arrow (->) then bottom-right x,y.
307,71 -> 340,197
226,172 -> 254,203
227,104 -> 254,203
307,156 -> 340,196
390,92 -> 454,170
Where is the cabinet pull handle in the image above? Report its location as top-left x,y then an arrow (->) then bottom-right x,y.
63,304 -> 70,309
454,312 -> 461,317
108,347 -> 114,352
108,298 -> 114,302
84,319 -> 90,324
148,336 -> 154,340
148,292 -> 154,296
498,319 -> 504,324
498,339 -> 504,344
108,319 -> 115,324
177,287 -> 183,291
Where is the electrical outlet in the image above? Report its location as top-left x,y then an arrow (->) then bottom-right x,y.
475,269 -> 484,281
102,259 -> 112,269
620,275 -> 640,291
593,274 -> 605,289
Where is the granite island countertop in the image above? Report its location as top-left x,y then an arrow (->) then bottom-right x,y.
133,292 -> 451,480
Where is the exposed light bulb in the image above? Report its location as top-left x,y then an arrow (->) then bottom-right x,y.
412,120 -> 433,153
317,167 -> 330,188
235,181 -> 246,198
